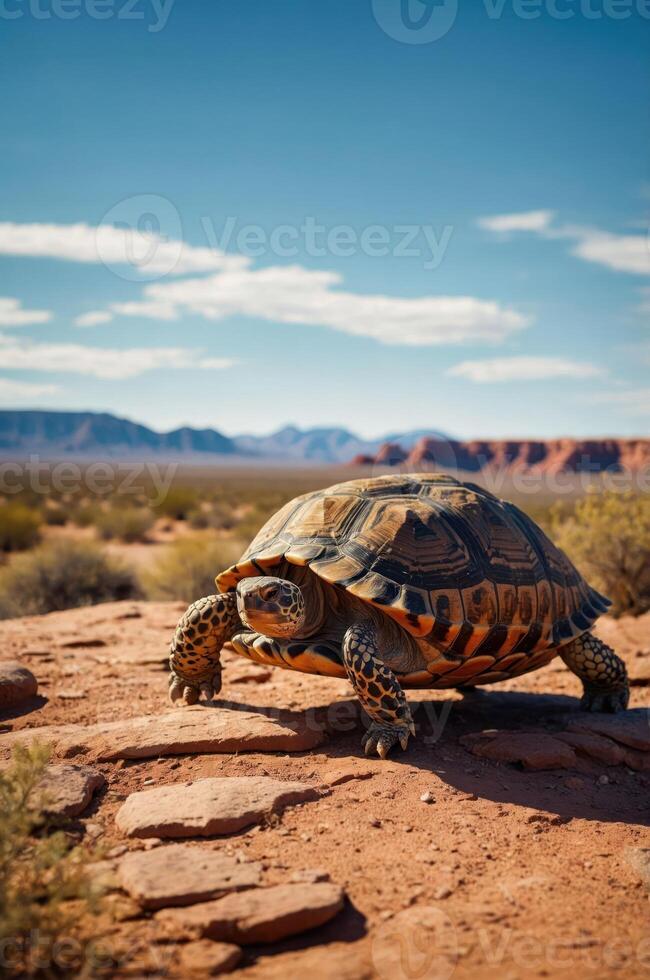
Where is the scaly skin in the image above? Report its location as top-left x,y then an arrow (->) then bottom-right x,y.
169,593 -> 239,705
560,631 -> 629,713
342,622 -> 415,759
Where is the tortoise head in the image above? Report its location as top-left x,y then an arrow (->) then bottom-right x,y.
236,576 -> 306,638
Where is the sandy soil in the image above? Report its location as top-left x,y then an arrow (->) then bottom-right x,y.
2,601 -> 649,979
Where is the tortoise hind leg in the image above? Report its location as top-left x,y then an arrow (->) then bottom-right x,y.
560,632 -> 629,713
342,623 -> 415,759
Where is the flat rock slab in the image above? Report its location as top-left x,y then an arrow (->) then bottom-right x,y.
118,844 -> 262,909
461,732 -> 577,770
565,710 -> 650,752
1,705 -> 324,761
177,940 -> 242,975
157,882 -> 344,944
37,763 -> 105,817
462,710 -> 650,772
0,662 -> 37,708
115,776 -> 321,839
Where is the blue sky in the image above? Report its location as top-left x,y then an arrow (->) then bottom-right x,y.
0,0 -> 648,438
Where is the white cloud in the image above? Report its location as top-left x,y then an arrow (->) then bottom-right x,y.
478,210 -> 556,234
97,264 -> 529,346
0,296 -> 52,326
480,211 -> 650,277
0,221 -> 245,277
0,378 -> 60,402
447,356 -> 605,383
583,388 -> 650,415
0,333 -> 236,380
74,311 -> 113,327
570,231 -> 650,277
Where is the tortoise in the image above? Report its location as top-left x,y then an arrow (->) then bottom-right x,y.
169,473 -> 629,758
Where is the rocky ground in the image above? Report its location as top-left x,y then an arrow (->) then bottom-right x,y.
1,601 -> 649,979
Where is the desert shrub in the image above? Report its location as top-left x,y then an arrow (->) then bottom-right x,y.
71,501 -> 104,529
152,487 -> 198,521
188,502 -> 236,532
551,491 -> 650,617
94,506 -> 154,543
0,502 -> 42,553
41,503 -> 69,527
0,743 -> 105,976
0,539 -> 140,618
142,535 -> 244,602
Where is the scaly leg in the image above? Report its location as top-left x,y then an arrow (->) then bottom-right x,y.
342,623 -> 415,759
169,593 -> 239,705
560,632 -> 629,713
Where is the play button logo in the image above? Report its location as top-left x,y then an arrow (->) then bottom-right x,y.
372,0 -> 458,44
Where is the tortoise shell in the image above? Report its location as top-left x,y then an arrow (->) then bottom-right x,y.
217,473 -> 610,663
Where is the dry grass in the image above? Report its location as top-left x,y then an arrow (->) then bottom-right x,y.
0,743 -> 106,977
0,539 -> 140,618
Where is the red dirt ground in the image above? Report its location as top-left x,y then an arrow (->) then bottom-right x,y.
2,601 -> 649,979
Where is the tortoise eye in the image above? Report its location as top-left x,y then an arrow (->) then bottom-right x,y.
261,584 -> 279,602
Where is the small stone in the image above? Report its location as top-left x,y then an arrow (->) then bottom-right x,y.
564,776 -> 586,792
157,882 -> 344,944
598,774 -> 609,786
36,764 -> 105,818
626,848 -> 650,886
115,776 -> 320,839
435,886 -> 453,900
290,868 -> 330,883
117,844 -> 262,910
420,791 -> 435,804
177,940 -> 242,976
0,662 -> 38,708
369,817 -> 381,828
56,690 -> 86,700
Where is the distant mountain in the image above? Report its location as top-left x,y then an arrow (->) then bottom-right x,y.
0,410 -> 450,463
0,411 -> 236,457
353,436 -> 650,474
234,425 -> 449,463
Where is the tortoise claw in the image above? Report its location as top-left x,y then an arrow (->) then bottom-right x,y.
168,669 -> 222,706
580,684 -> 629,714
362,723 -> 411,759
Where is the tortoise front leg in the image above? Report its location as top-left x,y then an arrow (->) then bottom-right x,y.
560,632 -> 629,713
169,594 -> 239,705
342,623 -> 415,759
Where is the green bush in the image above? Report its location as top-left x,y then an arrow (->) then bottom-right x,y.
188,502 -> 236,532
0,743 -> 105,976
552,491 -> 650,617
142,535 -> 244,602
94,506 -> 154,543
0,539 -> 140,618
42,503 -> 69,527
71,501 -> 103,529
152,487 -> 198,521
0,503 -> 42,552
